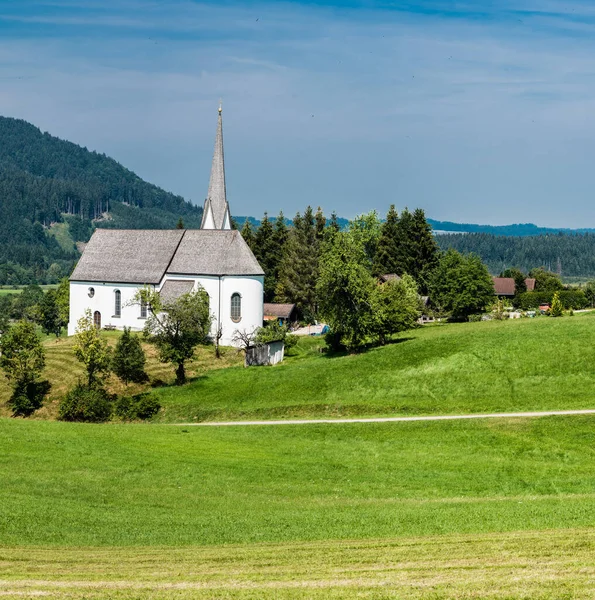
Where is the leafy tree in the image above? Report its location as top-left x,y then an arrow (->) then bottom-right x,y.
37,289 -> 66,336
428,249 -> 494,320
348,210 -> 381,271
585,281 -> 595,307
0,320 -> 49,416
11,284 -> 44,320
550,291 -> 564,317
0,295 -> 10,335
373,274 -> 420,345
317,232 -> 377,351
528,267 -> 564,292
112,327 -> 147,385
73,309 -> 112,388
139,287 -> 212,385
373,204 -> 400,276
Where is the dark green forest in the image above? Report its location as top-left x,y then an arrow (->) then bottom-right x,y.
0,117 -> 203,284
436,232 -> 595,278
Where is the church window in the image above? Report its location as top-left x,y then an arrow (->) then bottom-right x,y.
88,287 -> 95,298
140,298 -> 147,319
230,293 -> 241,323
93,311 -> 101,329
114,290 -> 121,317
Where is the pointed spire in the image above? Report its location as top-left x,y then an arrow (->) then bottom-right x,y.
201,104 -> 231,230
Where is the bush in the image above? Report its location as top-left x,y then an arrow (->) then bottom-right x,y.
8,380 -> 51,417
58,384 -> 113,423
115,393 -> 161,421
515,290 -> 588,311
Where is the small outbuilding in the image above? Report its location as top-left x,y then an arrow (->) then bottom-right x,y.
263,303 -> 297,326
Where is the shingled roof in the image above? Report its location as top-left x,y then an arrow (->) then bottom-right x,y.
159,279 -> 195,303
71,228 -> 263,283
167,230 -> 263,276
493,277 -> 537,296
70,229 -> 185,284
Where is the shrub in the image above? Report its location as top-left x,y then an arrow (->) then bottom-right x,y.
115,393 -> 161,421
8,380 -> 51,417
550,292 -> 564,317
112,327 -> 147,385
58,384 -> 113,423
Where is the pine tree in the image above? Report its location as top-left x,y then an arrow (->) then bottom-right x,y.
241,219 -> 257,254
275,207 -> 321,319
550,291 -> 563,317
410,208 -> 439,291
373,205 -> 400,276
254,212 -> 277,302
327,211 -> 340,237
112,327 -> 147,385
394,207 -> 415,276
176,217 -> 185,229
315,206 -> 326,241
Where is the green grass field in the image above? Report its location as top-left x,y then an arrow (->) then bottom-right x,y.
153,312 -> 595,422
2,415 -> 595,597
2,315 -> 595,597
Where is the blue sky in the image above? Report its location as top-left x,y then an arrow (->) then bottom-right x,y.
2,0 -> 595,226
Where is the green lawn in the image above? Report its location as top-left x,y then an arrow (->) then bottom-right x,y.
2,415 -> 595,597
154,312 -> 595,422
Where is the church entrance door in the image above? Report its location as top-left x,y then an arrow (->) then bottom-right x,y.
93,311 -> 101,329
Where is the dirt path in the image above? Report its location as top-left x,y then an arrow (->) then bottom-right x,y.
172,409 -> 595,427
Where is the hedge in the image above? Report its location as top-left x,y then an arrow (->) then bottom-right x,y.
515,290 -> 588,310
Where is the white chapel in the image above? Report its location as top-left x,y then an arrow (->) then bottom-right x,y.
67,107 -> 265,345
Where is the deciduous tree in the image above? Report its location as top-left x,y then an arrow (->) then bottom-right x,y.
112,327 -> 147,385
73,309 -> 112,388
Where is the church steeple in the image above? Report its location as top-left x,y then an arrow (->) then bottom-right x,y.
201,103 -> 232,230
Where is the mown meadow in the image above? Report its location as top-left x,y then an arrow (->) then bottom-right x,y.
2,314 -> 595,598
2,415 -> 595,597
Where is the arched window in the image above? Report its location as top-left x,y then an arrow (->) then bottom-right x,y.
230,293 -> 242,323
114,290 -> 121,317
140,298 -> 147,319
93,311 -> 101,329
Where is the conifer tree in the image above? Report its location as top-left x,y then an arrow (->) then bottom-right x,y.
550,291 -> 563,317
240,219 -> 257,254
275,207 -> 321,319
373,205 -> 400,276
394,207 -> 415,276
112,327 -> 147,385
410,208 -> 439,291
315,206 -> 326,241
254,212 -> 277,302
327,211 -> 340,238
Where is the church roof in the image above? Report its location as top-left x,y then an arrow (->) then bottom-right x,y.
167,230 -> 264,276
70,228 -> 263,283
70,229 -> 185,284
159,279 -> 195,303
201,107 -> 231,230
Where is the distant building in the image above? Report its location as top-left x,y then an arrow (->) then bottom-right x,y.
492,277 -> 536,297
68,106 -> 264,346
263,303 -> 298,326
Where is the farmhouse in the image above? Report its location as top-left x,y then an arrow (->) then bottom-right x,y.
68,107 -> 264,345
493,277 -> 536,297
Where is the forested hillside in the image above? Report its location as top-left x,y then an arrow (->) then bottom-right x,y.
0,117 -> 203,284
436,232 -> 595,277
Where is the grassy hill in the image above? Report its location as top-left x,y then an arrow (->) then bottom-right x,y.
0,116 -> 203,285
153,312 -> 595,422
2,312 -> 595,421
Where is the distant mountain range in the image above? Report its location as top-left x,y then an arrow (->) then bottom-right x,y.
236,216 -> 595,237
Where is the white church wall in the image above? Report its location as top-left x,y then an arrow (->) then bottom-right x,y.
68,281 -> 151,336
159,273 -> 264,346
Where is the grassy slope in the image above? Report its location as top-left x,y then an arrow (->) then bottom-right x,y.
2,415 -> 595,596
0,332 -> 242,418
154,313 -> 595,422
